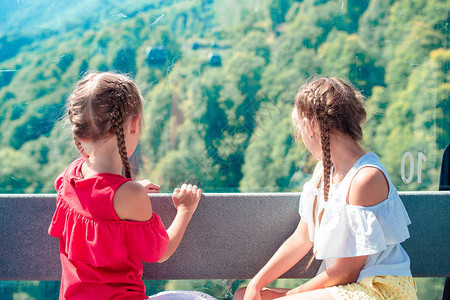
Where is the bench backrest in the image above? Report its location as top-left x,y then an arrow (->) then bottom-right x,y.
0,192 -> 449,280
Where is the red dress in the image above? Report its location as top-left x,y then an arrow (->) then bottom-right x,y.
48,158 -> 169,300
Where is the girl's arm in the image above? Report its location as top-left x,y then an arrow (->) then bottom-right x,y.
285,255 -> 368,295
244,220 -> 313,298
157,184 -> 201,263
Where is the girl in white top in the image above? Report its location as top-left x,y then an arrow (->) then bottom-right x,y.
234,77 -> 417,300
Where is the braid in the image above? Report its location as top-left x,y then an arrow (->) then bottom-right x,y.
314,88 -> 331,205
111,88 -> 132,179
67,72 -> 143,179
319,118 -> 331,203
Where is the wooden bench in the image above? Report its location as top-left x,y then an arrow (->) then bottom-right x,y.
1,192 -> 449,283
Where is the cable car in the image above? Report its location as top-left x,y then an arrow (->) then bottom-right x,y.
145,45 -> 167,65
208,52 -> 221,67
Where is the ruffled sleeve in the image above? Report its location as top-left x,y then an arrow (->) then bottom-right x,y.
298,162 -> 323,242
346,192 -> 411,246
54,172 -> 64,191
124,213 -> 169,263
48,200 -> 169,266
298,178 -> 317,242
314,193 -> 411,259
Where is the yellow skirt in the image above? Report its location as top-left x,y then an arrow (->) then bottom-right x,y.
327,276 -> 417,300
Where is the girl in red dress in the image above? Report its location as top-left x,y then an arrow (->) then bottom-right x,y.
49,72 -> 215,300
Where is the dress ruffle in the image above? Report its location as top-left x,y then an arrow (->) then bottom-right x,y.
298,155 -> 411,260
313,195 -> 411,259
49,199 -> 169,266
345,193 -> 411,246
298,176 -> 319,242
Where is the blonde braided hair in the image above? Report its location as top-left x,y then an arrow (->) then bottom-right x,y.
111,83 -> 132,178
293,77 -> 366,209
67,71 -> 143,179
293,77 -> 366,269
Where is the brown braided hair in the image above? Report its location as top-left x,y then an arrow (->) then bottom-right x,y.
293,77 -> 366,270
67,72 -> 143,178
293,77 -> 366,206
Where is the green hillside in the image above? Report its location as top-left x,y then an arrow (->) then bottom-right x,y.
0,0 -> 448,193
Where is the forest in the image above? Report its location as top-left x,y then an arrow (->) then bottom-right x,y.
0,0 -> 448,195
0,0 -> 448,298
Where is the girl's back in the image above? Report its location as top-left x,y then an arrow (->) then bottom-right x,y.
56,157 -> 128,220
49,157 -> 169,299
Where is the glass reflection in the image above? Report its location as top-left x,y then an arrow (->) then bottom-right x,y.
0,0 -> 447,298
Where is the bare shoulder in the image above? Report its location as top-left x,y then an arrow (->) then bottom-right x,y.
348,167 -> 389,207
113,180 -> 153,221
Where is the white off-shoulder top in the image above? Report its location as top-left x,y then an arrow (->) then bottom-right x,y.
299,152 -> 412,282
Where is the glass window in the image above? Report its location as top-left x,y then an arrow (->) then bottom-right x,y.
1,0 -> 447,299
1,0 -> 447,194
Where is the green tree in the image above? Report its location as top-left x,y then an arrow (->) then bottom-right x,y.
358,0 -> 393,54
386,21 -> 443,89
0,147 -> 39,193
318,31 -> 384,96
240,102 -> 307,192
372,49 -> 448,190
269,0 -> 293,30
112,48 -> 137,77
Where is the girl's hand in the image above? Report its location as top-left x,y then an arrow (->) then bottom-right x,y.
243,286 -> 262,300
172,183 -> 201,215
137,180 -> 161,193
286,286 -> 302,296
